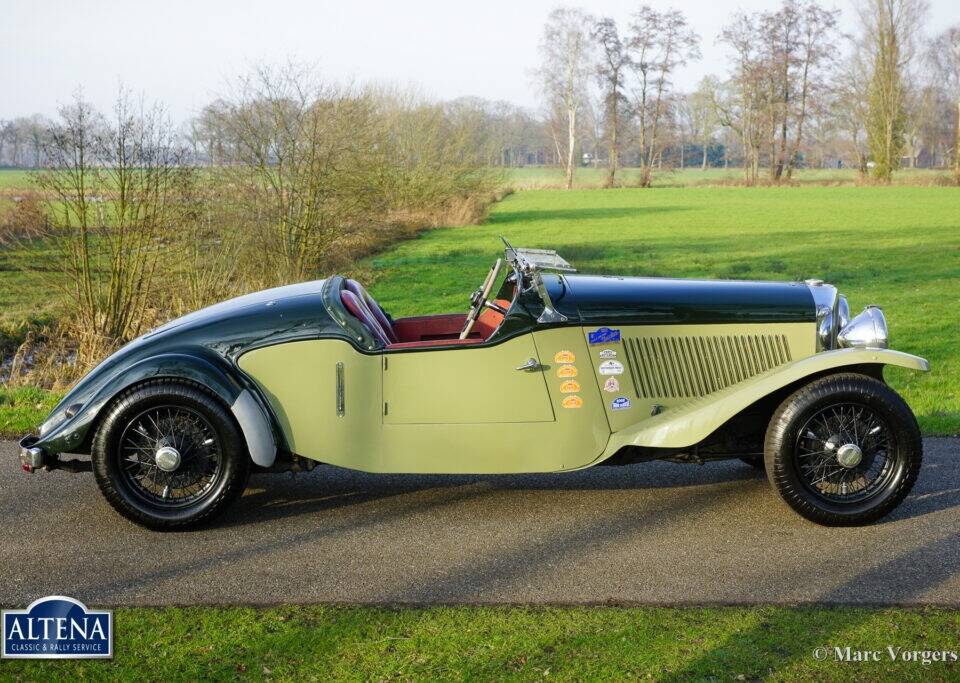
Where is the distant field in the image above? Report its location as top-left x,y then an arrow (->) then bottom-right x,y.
506,165 -> 953,189
365,185 -> 960,435
0,169 -> 31,187
1,166 -> 952,193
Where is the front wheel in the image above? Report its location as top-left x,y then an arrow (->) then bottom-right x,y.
92,380 -> 250,530
764,373 -> 921,526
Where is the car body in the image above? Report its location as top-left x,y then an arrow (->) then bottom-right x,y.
19,243 -> 929,529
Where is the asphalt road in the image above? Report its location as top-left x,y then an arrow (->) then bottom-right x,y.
1,438 -> 958,607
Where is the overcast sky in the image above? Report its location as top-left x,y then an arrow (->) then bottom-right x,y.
2,0 -> 956,122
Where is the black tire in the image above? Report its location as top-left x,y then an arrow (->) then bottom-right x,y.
92,380 -> 250,531
764,373 -> 921,526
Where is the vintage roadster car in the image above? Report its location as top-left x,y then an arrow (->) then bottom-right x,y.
20,241 -> 928,530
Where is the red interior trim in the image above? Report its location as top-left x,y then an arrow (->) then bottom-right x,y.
387,299 -> 510,349
387,338 -> 481,350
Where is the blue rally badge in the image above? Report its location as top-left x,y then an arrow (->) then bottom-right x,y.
611,396 -> 632,411
588,327 -> 621,345
3,596 -> 112,659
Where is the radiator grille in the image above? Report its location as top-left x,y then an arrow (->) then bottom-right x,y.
622,334 -> 792,399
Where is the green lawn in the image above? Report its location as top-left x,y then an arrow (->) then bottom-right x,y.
0,385 -> 61,436
1,605 -> 957,681
365,185 -> 960,435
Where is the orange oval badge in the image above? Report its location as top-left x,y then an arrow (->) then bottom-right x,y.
562,395 -> 583,409
559,380 -> 581,394
557,364 -> 578,378
554,350 -> 576,364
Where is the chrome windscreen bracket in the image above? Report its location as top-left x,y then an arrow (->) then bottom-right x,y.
534,271 -> 567,324
501,236 -> 573,325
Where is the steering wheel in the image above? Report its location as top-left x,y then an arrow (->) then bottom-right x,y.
459,258 -> 505,340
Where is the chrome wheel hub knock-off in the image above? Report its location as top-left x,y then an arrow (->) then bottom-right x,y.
118,405 -> 223,507
795,402 -> 893,502
154,446 -> 182,472
836,443 -> 863,469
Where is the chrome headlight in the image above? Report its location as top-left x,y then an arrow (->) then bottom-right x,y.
837,305 -> 888,349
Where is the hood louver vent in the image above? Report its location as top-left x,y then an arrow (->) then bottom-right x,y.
622,334 -> 792,399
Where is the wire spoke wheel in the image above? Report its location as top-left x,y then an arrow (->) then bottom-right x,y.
117,405 -> 224,509
794,401 -> 896,504
766,374 -> 921,526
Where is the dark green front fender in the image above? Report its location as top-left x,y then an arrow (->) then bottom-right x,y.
33,352 -> 279,467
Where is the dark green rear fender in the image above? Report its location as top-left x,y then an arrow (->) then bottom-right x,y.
35,353 -> 280,467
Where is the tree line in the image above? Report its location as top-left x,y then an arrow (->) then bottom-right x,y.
538,0 -> 958,186
1,0 -> 958,187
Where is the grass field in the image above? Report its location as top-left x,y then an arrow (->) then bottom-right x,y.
0,169 -> 32,189
2,605 -> 958,681
506,166 -> 954,189
364,185 -> 960,435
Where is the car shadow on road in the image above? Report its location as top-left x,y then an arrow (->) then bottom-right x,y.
221,460 -> 763,528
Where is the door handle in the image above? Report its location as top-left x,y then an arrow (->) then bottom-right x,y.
515,358 -> 544,372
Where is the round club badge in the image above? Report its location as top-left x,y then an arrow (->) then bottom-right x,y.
561,395 -> 583,409
557,364 -> 578,378
559,380 -> 581,394
554,350 -> 576,364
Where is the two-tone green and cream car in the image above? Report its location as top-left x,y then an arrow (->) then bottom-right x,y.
19,243 -> 927,529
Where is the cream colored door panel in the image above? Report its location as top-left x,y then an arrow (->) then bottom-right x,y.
380,327 -> 610,473
237,339 -> 383,471
383,334 -> 554,424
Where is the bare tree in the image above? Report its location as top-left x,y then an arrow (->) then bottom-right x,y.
538,7 -> 594,189
717,12 -> 768,183
782,1 -> 841,179
928,25 -> 960,179
212,65 -> 389,283
857,0 -> 929,181
716,1 -> 839,182
628,5 -> 700,187
592,17 -> 631,187
31,91 -> 185,363
0,119 -> 8,165
686,76 -> 721,169
834,48 -> 873,175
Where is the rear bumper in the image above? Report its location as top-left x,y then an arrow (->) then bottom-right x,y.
18,435 -> 47,473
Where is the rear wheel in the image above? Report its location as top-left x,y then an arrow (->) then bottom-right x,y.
764,373 -> 921,526
92,380 -> 249,530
